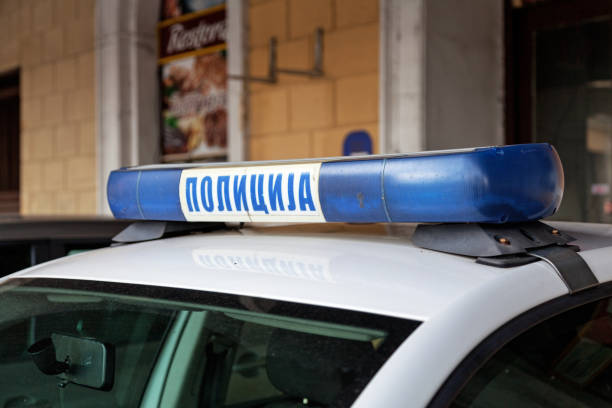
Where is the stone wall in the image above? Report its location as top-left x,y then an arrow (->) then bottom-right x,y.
248,0 -> 379,159
0,0 -> 97,215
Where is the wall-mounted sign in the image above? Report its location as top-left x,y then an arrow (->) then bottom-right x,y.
159,1 -> 227,162
158,5 -> 226,64
343,131 -> 373,156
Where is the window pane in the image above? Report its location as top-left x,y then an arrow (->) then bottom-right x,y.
453,297 -> 612,407
0,288 -> 174,407
0,279 -> 417,408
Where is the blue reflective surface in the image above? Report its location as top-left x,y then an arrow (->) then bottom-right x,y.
107,170 -> 141,219
319,159 -> 389,222
319,144 -> 563,223
383,144 -> 563,222
107,169 -> 185,221
107,143 -> 563,223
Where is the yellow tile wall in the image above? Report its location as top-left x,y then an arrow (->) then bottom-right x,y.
248,0 -> 379,160
0,0 -> 97,215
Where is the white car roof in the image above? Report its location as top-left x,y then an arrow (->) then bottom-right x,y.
8,221 -> 612,322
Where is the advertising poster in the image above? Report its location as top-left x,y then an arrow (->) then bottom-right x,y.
159,0 -> 227,161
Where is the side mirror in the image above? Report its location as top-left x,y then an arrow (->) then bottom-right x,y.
28,334 -> 114,390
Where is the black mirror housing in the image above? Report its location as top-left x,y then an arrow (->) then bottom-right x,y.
28,334 -> 114,390
27,337 -> 69,375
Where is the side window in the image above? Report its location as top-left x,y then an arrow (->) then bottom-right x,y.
452,297 -> 612,407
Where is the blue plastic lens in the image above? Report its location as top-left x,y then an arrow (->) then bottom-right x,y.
319,144 -> 563,223
107,169 -> 186,221
107,143 -> 563,224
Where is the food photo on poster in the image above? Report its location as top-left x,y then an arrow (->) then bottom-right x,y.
163,0 -> 226,19
161,53 -> 227,158
159,0 -> 227,161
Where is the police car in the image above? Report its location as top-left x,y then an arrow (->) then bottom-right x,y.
1,143 -> 612,407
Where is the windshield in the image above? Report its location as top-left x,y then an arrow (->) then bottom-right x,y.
0,278 -> 418,408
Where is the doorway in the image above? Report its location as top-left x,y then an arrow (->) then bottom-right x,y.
0,70 -> 19,214
507,0 -> 612,223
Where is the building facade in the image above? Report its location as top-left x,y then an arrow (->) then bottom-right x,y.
0,0 -> 610,224
247,0 -> 380,160
0,0 -> 96,215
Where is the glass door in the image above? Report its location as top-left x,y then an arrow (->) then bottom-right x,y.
508,0 -> 612,223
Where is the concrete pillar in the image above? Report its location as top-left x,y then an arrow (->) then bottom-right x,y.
379,0 -> 426,154
425,0 -> 504,150
380,0 -> 504,153
95,0 -> 161,214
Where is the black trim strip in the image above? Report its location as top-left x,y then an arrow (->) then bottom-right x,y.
428,281 -> 612,408
7,278 -> 420,333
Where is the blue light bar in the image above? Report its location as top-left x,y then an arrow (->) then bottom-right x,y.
107,143 -> 564,224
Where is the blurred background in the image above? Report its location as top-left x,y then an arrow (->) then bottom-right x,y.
0,0 -> 610,223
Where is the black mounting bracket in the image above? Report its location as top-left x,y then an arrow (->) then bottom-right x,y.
228,28 -> 324,84
527,245 -> 598,294
413,221 -> 599,294
111,221 -> 228,244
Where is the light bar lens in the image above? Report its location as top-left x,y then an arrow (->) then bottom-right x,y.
107,143 -> 563,224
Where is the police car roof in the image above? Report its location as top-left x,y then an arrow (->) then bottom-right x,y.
8,221 -> 612,321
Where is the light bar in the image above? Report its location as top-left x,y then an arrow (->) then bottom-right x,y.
107,143 -> 564,224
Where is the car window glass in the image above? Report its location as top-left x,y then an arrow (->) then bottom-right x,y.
452,297 -> 612,407
0,290 -> 174,408
161,310 -> 387,407
0,280 -> 418,408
